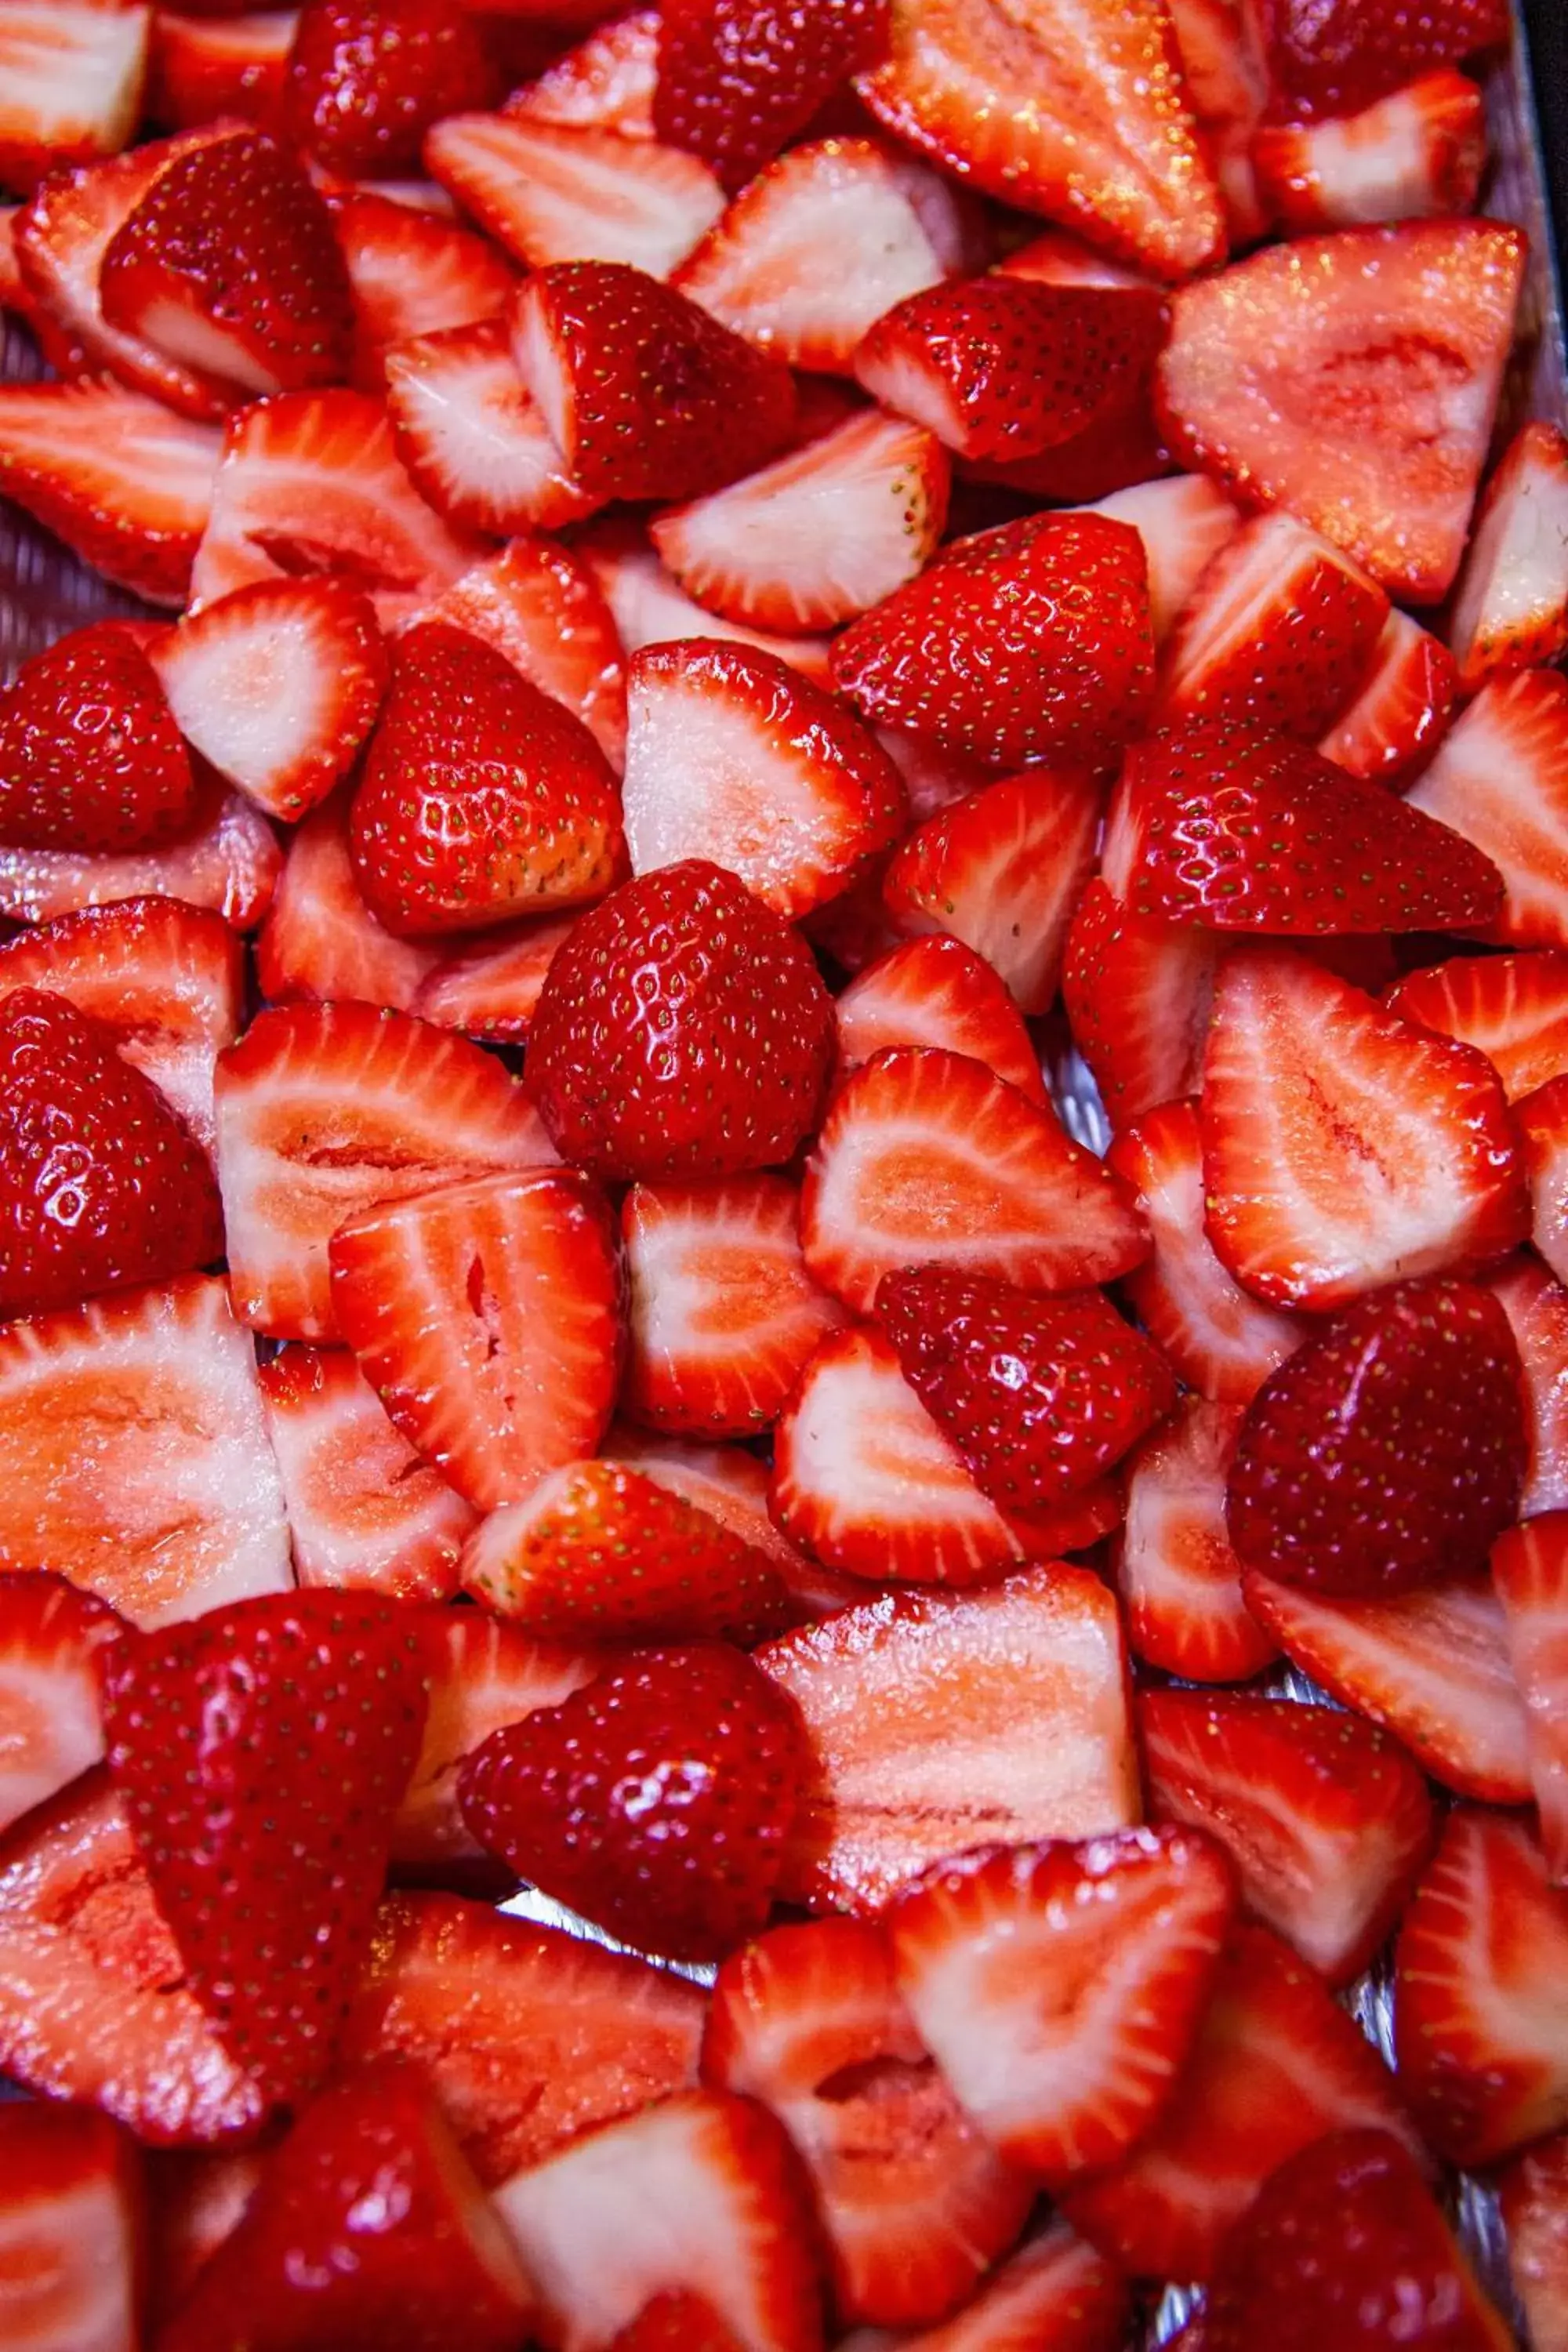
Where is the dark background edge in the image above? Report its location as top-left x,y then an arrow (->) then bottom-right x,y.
1523,0 -> 1566,281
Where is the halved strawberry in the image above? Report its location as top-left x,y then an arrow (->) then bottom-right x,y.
0,3 -> 148,194
383,318 -> 604,537
330,184 -> 514,385
254,790 -> 439,1014
1509,1075 -> 1568,1289
1156,220 -> 1526,601
1241,1566 -> 1533,1802
1405,666 -> 1568,948
190,386 -> 484,631
703,1917 -> 1033,2327
278,0 -> 501,176
801,1047 -> 1148,1316
148,9 -> 298,135
834,935 -> 1047,1105
509,9 -> 659,138
1387,949 -> 1568,1102
1200,946 -> 1528,1309
214,998 -> 555,1341
0,783 -> 281,931
1253,69 -> 1486,232
0,2100 -> 143,2352
1061,880 -> 1215,1134
1264,0 -> 1510,122
650,408 -> 949,636
412,917 -> 578,1043
581,518 -> 833,681
1491,1513 -> 1568,1883
1396,1806 -> 1568,2165
756,1564 -> 1138,1914
1318,607 -> 1457,784
1063,1922 -> 1419,2281
0,377 -> 220,606
417,535 -> 628,769
1115,1395 -> 1279,1683
1078,472 -> 1240,642
1490,1252 -> 1568,1519
1500,2135 -> 1568,2352
1450,419 -> 1568,692
0,1570 -> 121,1839
0,619 -> 197,855
426,113 -> 724,277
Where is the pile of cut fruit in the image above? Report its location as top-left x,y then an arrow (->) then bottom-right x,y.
0,0 -> 1567,2344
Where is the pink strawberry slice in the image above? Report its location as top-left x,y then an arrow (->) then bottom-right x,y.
1116,1395 -> 1280,1686
834,935 -> 1048,1105
1251,70 -> 1487,237
1490,1513 -> 1568,1884
1388,950 -> 1568,1104
0,619 -> 198,854
654,0 -> 885,192
0,378 -> 220,608
1404,666 -> 1568,951
0,3 -> 147,194
0,783 -> 280,932
582,516 -> 833,682
255,791 -> 441,1017
1449,419 -> 1568,691
0,2102 -> 143,2352
0,1570 -> 122,1840
383,318 -> 604,539
413,916 -> 579,1046
426,113 -> 724,281
510,10 -> 660,138
1061,878 -> 1217,1133
331,187 -> 514,384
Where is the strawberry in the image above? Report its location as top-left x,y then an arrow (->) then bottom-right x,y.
148,9 -> 297,135
258,1347 -> 476,1602
1203,2128 -> 1512,2352
0,1570 -> 121,1839
1073,472 -> 1240,642
878,1268 -> 1176,1512
383,318 -> 603,537
528,860 -> 835,1183
854,275 -> 1166,465
1388,952 -> 1568,1102
1492,1514 -> 1568,1882
1165,0 -> 1270,242
1254,69 -> 1486,234
1490,1252 -> 1568,1519
159,2059 -> 534,2352
330,1167 -> 622,1512
278,0 -> 501,176
832,510 -> 1154,768
1106,1102 -> 1303,1406
1062,1922 -> 1420,2281
856,0 -> 1222,281
621,1174 -> 844,1436
490,2089 -> 823,2352
1061,880 -> 1216,1133
101,1588 -> 428,2108
1264,0 -> 1510,121
332,187 -> 514,385
510,10 -> 661,138
1448,420 -> 1568,692
1116,1395 -> 1280,1683
0,2100 -> 143,2352
1405,666 -> 1568,949
256,791 -> 441,1016
151,577 -> 387,823
1199,946 -> 1529,1309
1140,1687 -> 1434,1986
649,409 -> 950,637
1318,608 -> 1456,785
800,1047 -> 1148,1317
0,784 -> 281,931
844,2224 -> 1128,2352
99,128 -> 355,399
340,1889 -> 705,2183
0,619 -> 197,854
1500,2136 -> 1568,2352
0,379 -> 220,606
427,114 -> 724,280
214,997 -> 555,1342
583,518 -> 833,683
883,767 -> 1102,1017
621,641 -> 905,920
834,935 -> 1047,1105
413,916 -> 578,1043
0,5 -> 148,194
674,135 -> 976,373
1156,220 -> 1526,602
1396,1806 -> 1568,2166
1241,1566 -> 1532,1802
887,1827 -> 1236,2189
1226,1279 -> 1526,1599
654,0 -> 884,191
756,1565 -> 1138,1914
190,387 -> 483,633
511,261 -> 797,503
459,1642 -> 807,1962
1501,1073 -> 1568,1287
702,1917 -> 1033,2326
416,536 -> 627,769
602,1425 -> 836,1613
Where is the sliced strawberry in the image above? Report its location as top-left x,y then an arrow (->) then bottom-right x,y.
581,518 -> 833,681
383,318 -> 604,537
1063,1922 -> 1419,2281
0,377 -> 220,606
1061,880 -> 1215,1134
1080,472 -> 1240,642
1404,666 -> 1568,949
0,619 -> 197,855
1241,1566 -> 1533,1802
1510,1075 -> 1568,1290
254,789 -> 439,1014
330,184 -> 514,384
510,9 -> 660,138
426,113 -> 724,277
1500,2135 -> 1568,2352
416,535 -> 627,769
278,0 -> 501,176
0,3 -> 148,194
649,408 -> 949,636
148,9 -> 298,135
1157,220 -> 1526,601
1167,0 -> 1270,242
1490,1251 -> 1568,1519
1396,1806 -> 1568,2165
675,135 -> 975,372
703,1917 -> 1033,2326
412,916 -> 578,1042
834,935 -> 1047,1105
801,1047 -> 1148,1316
1264,0 -> 1510,121
756,1564 -> 1138,1914
1254,68 -> 1486,236
1115,1394 -> 1279,1682
0,2100 -> 143,2352
0,1570 -> 121,1840
1200,946 -> 1528,1309
1388,949 -> 1568,1102
1318,607 -> 1457,784
1491,1513 -> 1568,1883
190,386 -> 484,632
653,0 -> 884,192
1449,419 -> 1568,692
341,1889 -> 705,2182
0,785 -> 279,933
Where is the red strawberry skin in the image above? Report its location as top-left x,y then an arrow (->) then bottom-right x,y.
0,622 -> 198,854
1263,0 -> 1511,120
528,859 -> 835,1182
0,989 -> 224,1322
655,0 -> 888,192
1226,1279 -> 1526,1599
278,0 -> 502,176
459,1642 -> 808,1962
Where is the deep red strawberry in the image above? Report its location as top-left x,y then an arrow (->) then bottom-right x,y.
278,0 -> 502,176
1388,950 -> 1568,1103
0,620 -> 197,853
655,0 -> 887,191
528,859 -> 835,1183
416,535 -> 627,768
459,1642 -> 808,1962
834,935 -> 1047,1105
0,2101 -> 143,2352
1264,0 -> 1511,120
1499,2135 -> 1568,2352
1061,879 -> 1216,1131
1319,608 -> 1457,785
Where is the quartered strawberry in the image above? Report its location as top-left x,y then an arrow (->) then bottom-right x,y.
1200,946 -> 1529,1310
330,1167 -> 622,1512
1203,2129 -> 1512,2352
1157,220 -> 1526,602
702,1917 -> 1033,2327
528,860 -> 835,1183
0,1570 -> 121,1840
340,1889 -> 705,2183
412,916 -> 578,1044
1061,880 -> 1215,1134
1396,1806 -> 1568,2166
0,378 -> 220,607
1448,420 -> 1568,692
383,318 -> 603,537
1140,1687 -> 1433,1986
1264,0 -> 1510,120
650,408 -> 949,637
1490,1252 -> 1568,1519
833,510 -> 1154,768
834,935 -> 1047,1105
148,9 -> 298,135
621,1174 -> 843,1436
159,2059 -> 534,2352
0,784 -> 281,931
1116,1396 -> 1279,1683
887,1827 -> 1235,2190
331,186 -> 514,381
1319,608 -> 1457,784
491,2089 -> 823,2352
0,2101 -> 143,2352
1500,2135 -> 1568,2352
1406,666 -> 1568,949
427,113 -> 725,280
214,997 -> 554,1341
801,1047 -> 1148,1317
1072,472 -> 1240,643
0,619 -> 197,854
510,9 -> 661,138
1254,69 -> 1486,234
278,0 -> 501,176
0,3 -> 148,194
255,791 -> 440,1015
1492,1514 -> 1568,1883
1390,951 -> 1568,1103
1063,1922 -> 1419,2281
654,0 -> 884,194
583,517 -> 833,682
417,535 -> 627,769
602,1425 -> 836,1613
756,1565 -> 1138,1915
